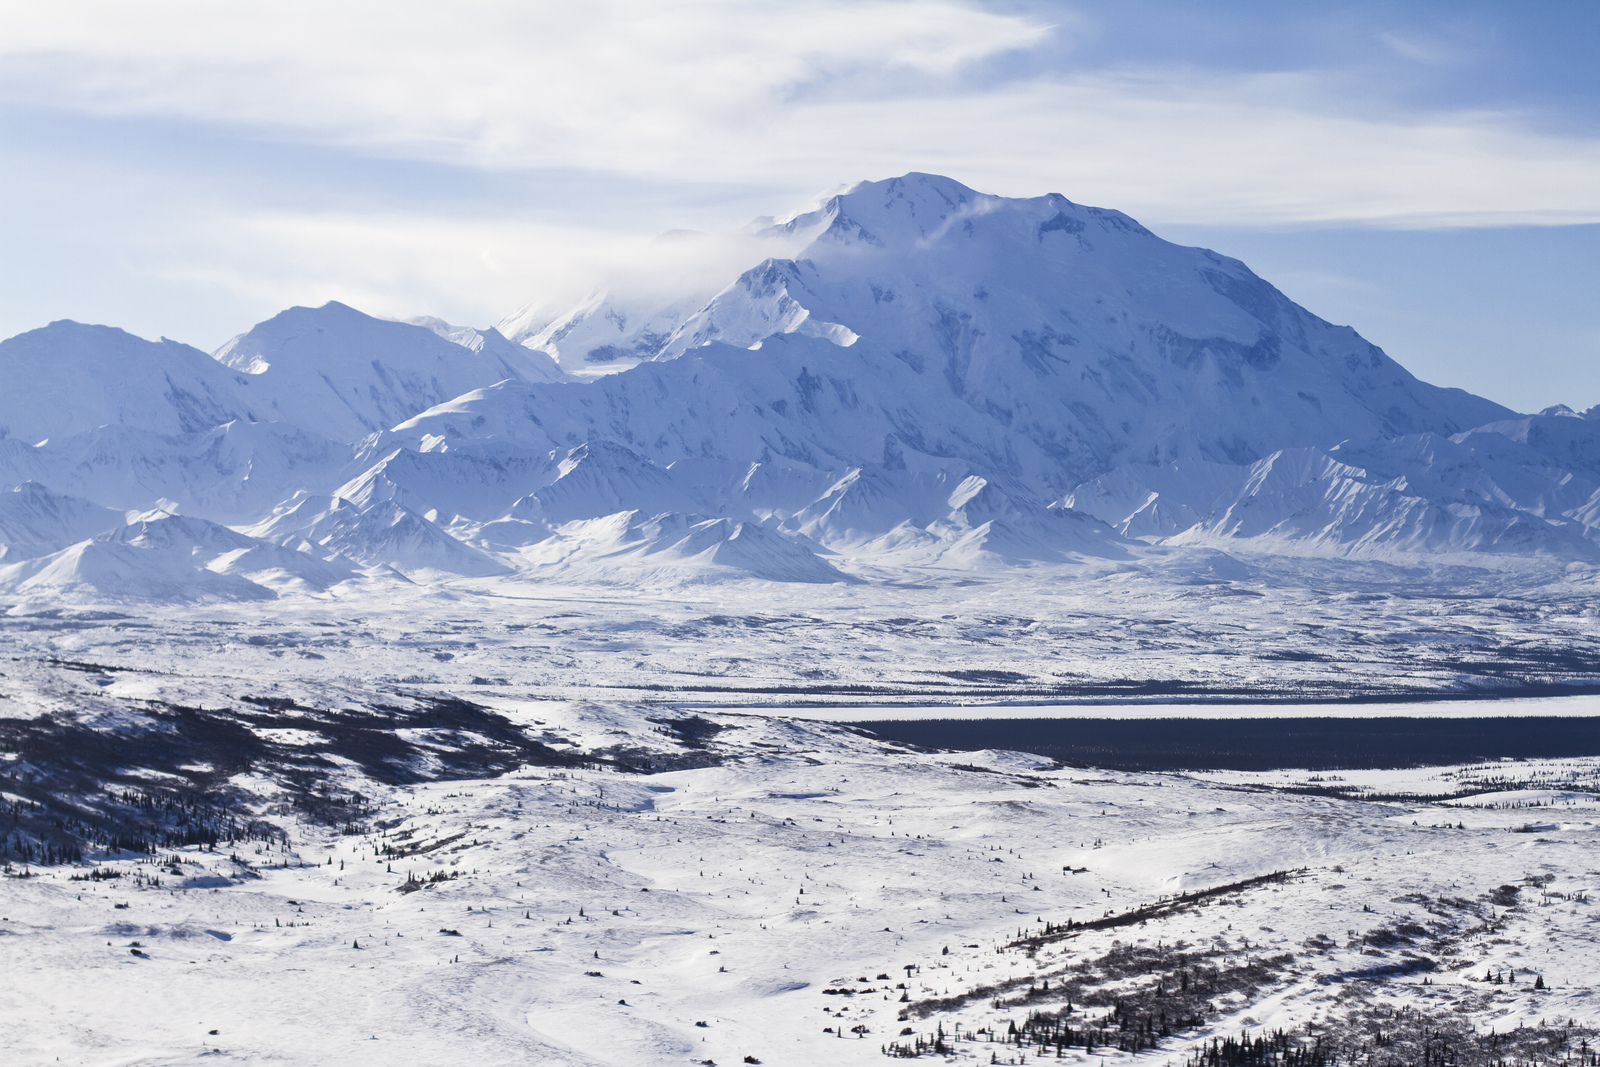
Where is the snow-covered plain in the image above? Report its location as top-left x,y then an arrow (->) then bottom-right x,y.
4,688 -> 1598,1065
2,576 -> 1599,1064
4,173 -> 1600,1065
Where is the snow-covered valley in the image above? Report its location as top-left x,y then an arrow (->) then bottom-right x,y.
5,693 -> 1599,1066
2,576 -> 1599,1064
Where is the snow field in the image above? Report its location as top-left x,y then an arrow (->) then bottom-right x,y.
4,738 -> 1598,1065
6,551 -> 1600,718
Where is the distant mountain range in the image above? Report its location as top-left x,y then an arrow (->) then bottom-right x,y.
5,172 -> 1599,602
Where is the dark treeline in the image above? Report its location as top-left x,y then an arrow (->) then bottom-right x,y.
889,985 -> 1600,1064
1179,1011 -> 1600,1067
890,1010 -> 1600,1065
2,786 -> 284,870
0,693 -> 624,868
893,928 -> 1298,1058
1187,1029 -> 1331,1067
904,872 -> 1300,1023
1017,870 -> 1298,947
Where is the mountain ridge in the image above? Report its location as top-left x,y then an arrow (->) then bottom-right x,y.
5,172 -> 1595,602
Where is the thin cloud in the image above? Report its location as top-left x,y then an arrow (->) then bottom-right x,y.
4,2 -> 1598,227
4,0 -> 1600,350
1376,30 -> 1467,66
0,1 -> 1051,155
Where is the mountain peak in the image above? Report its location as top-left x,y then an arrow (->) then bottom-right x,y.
209,302 -> 565,440
0,320 -> 246,443
837,172 -> 985,218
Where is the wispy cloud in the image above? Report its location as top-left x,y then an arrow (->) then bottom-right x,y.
0,2 -> 1049,159
6,1 -> 1597,226
3,0 -> 1599,343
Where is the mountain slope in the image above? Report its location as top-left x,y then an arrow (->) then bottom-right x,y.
1069,414 -> 1600,560
407,316 -> 566,383
244,495 -> 510,579
0,321 -> 257,444
501,290 -> 720,379
0,482 -> 124,562
0,538 -> 276,604
386,174 -> 1510,502
213,301 -> 563,442
0,419 -> 352,522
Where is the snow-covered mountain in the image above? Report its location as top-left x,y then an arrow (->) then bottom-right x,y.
213,301 -> 563,441
242,494 -> 509,580
0,321 -> 257,443
499,289 -> 720,380
1068,412 -> 1600,560
0,482 -> 124,563
4,173 -> 1595,601
465,177 -> 1505,483
406,315 -> 566,383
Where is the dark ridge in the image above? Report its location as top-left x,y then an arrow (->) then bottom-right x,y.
646,714 -> 725,748
0,695 -> 610,866
1010,871 -> 1298,950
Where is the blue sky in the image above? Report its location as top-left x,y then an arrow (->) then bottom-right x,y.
2,0 -> 1598,412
